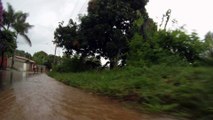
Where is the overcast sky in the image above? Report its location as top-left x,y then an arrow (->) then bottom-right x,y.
2,0 -> 213,56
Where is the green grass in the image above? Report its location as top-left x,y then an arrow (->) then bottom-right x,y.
49,65 -> 213,120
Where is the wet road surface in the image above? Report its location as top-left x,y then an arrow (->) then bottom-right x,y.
0,71 -> 178,120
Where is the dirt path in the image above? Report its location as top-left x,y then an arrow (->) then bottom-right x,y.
0,72 -> 178,120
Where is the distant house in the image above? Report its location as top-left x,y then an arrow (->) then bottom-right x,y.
7,56 -> 36,72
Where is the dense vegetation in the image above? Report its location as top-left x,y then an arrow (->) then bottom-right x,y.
32,51 -> 62,70
50,0 -> 213,119
15,49 -> 32,59
54,0 -> 151,69
49,65 -> 213,119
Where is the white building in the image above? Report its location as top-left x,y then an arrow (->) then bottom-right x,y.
7,56 -> 35,72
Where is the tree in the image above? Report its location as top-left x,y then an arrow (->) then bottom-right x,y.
204,31 -> 213,48
54,0 -> 150,69
45,54 -> 62,70
2,3 -> 33,45
158,30 -> 206,63
83,0 -> 139,68
33,51 -> 48,65
15,49 -> 32,59
54,20 -> 81,56
2,3 -> 33,68
202,31 -> 213,65
128,26 -> 206,66
127,10 -> 158,66
0,30 -> 16,69
0,2 -> 17,69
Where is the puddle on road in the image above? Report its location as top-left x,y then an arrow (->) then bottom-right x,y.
0,72 -> 177,120
0,71 -> 30,91
0,71 -> 13,90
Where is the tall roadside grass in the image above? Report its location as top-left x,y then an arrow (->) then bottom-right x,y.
49,65 -> 213,120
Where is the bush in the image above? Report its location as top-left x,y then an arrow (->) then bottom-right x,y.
128,30 -> 206,67
53,56 -> 101,72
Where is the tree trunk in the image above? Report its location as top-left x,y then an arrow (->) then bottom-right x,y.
109,58 -> 117,69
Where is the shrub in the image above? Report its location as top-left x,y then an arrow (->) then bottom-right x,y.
53,56 -> 101,72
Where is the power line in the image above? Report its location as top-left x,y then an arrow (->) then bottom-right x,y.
71,0 -> 88,21
78,0 -> 88,14
70,0 -> 81,19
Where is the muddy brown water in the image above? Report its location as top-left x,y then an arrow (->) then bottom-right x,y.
0,70 -> 178,120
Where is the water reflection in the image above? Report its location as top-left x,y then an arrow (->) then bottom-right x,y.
0,70 -> 12,90
22,72 -> 27,78
10,71 -> 13,85
0,70 -> 30,120
0,70 -> 29,91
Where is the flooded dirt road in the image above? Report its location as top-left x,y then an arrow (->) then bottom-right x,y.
0,71 -> 178,120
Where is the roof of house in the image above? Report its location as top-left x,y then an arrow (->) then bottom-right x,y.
9,56 -> 35,63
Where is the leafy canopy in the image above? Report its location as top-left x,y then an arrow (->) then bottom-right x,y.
2,3 -> 33,46
54,0 -> 149,68
33,51 -> 48,65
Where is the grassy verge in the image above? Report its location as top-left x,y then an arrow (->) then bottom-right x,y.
49,65 -> 213,120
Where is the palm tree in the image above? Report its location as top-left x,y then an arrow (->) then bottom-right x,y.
3,3 -> 33,45
12,11 -> 33,46
2,3 -> 33,68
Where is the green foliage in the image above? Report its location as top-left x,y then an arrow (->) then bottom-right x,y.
2,3 -> 33,46
201,31 -> 213,65
201,49 -> 213,66
204,31 -> 213,48
0,29 -> 16,55
49,65 -> 213,119
15,49 -> 32,59
32,51 -> 62,69
32,51 -> 48,65
54,56 -> 83,72
54,20 -> 80,55
156,30 -> 205,63
45,54 -> 62,69
54,0 -> 150,69
53,56 -> 101,73
0,29 -> 16,69
128,29 -> 206,66
83,0 -> 149,68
